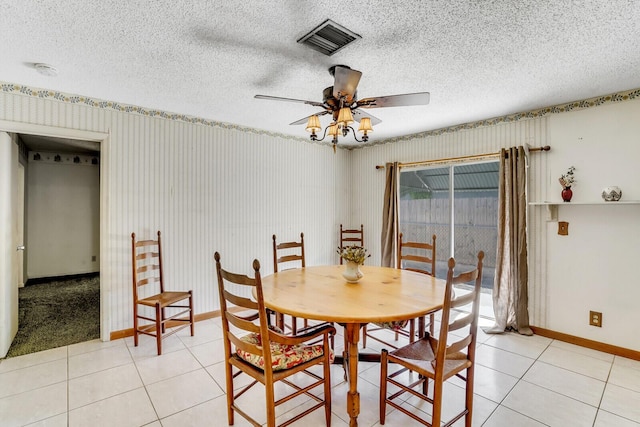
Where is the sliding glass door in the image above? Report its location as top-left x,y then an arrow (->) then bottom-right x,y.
399,161 -> 498,290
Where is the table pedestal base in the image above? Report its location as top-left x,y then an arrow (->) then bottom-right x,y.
344,323 -> 362,427
332,352 -> 381,365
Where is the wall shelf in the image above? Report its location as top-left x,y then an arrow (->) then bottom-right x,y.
529,200 -> 640,221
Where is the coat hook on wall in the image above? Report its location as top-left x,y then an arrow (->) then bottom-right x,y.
54,154 -> 61,162
73,156 -> 80,163
33,153 -> 41,161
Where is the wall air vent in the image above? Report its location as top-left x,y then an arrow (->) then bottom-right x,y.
297,19 -> 361,56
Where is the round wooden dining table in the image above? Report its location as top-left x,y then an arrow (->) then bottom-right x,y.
260,264 -> 447,427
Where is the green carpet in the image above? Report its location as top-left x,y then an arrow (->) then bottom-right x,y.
5,274 -> 100,358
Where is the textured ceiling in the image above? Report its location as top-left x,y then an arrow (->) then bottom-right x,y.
2,1 -> 640,147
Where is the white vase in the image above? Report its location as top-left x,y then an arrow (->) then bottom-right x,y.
342,261 -> 364,283
602,186 -> 622,201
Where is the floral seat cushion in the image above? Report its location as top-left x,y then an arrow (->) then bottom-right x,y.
374,320 -> 409,332
237,332 -> 334,371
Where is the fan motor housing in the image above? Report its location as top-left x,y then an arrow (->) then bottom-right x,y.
323,86 -> 357,109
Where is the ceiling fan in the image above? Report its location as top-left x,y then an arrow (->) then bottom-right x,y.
254,65 -> 430,148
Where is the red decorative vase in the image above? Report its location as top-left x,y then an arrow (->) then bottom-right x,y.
561,187 -> 573,202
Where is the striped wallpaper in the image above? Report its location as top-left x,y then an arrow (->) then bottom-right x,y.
1,91 -> 351,336
6,84 -> 638,344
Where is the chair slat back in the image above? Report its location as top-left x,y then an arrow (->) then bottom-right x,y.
340,224 -> 364,264
135,251 -> 159,261
272,233 -> 305,272
135,264 -> 159,274
435,252 -> 484,369
215,252 -> 272,368
223,288 -> 258,311
131,231 -> 165,300
135,277 -> 161,287
398,233 -> 436,276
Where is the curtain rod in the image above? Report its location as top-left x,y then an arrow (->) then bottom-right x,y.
374,145 -> 550,170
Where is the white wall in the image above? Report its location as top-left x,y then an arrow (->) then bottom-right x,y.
26,154 -> 100,278
543,101 -> 640,348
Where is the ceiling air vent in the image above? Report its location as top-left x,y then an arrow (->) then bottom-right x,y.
297,19 -> 361,56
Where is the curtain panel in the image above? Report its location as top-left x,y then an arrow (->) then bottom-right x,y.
381,162 -> 398,267
486,146 -> 532,335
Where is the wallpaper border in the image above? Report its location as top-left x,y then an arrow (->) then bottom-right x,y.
371,89 -> 640,147
2,81 -> 639,148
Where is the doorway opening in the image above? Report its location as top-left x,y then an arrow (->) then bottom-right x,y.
7,133 -> 101,357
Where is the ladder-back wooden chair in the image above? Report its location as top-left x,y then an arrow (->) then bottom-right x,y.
214,252 -> 335,427
362,233 -> 437,349
272,232 -> 308,334
380,251 -> 484,427
398,233 -> 438,337
339,224 -> 364,264
272,233 -> 334,348
131,231 -> 194,355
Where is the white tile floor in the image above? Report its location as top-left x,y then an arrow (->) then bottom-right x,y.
1,317 -> 640,427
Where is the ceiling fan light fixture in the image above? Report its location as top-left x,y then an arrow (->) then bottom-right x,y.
327,122 -> 339,138
305,115 -> 322,134
337,107 -> 354,127
357,116 -> 372,143
358,117 -> 373,134
328,122 -> 340,151
255,63 -> 429,149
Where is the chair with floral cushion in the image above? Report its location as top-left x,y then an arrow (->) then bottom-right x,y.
379,251 -> 484,427
214,252 -> 335,427
362,233 -> 437,350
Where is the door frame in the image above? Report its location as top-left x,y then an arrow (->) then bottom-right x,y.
16,161 -> 25,287
0,120 -> 110,341
0,132 -> 19,356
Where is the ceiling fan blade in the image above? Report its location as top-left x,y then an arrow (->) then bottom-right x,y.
352,109 -> 382,126
356,92 -> 430,109
332,66 -> 362,104
254,94 -> 325,108
289,110 -> 330,126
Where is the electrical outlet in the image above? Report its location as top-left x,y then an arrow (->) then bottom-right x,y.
590,311 -> 602,327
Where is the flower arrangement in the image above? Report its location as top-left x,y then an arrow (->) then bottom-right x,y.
337,245 -> 370,265
559,166 -> 576,188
